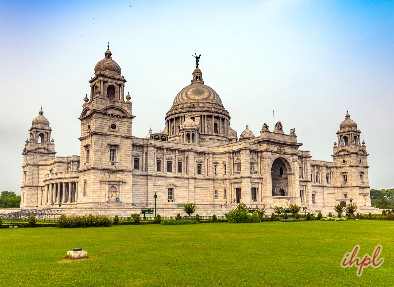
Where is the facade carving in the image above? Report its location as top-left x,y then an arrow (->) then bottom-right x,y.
20,47 -> 376,216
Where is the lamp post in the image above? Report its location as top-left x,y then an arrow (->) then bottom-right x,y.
154,192 -> 157,218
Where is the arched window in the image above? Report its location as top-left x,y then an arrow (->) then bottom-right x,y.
107,85 -> 115,101
37,133 -> 44,144
343,136 -> 349,146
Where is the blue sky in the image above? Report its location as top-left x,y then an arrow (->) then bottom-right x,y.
1,0 -> 394,192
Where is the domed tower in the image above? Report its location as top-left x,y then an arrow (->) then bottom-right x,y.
165,55 -> 234,146
21,108 -> 56,208
78,44 -> 134,204
239,125 -> 255,141
332,111 -> 370,207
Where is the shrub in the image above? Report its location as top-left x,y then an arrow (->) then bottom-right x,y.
251,211 -> 260,223
328,212 -> 333,217
28,215 -> 37,227
256,207 -> 266,221
346,203 -> 357,215
386,212 -> 394,220
283,213 -> 288,220
273,206 -> 284,217
113,215 -> 119,226
270,213 -> 276,221
161,219 -> 199,225
317,212 -> 322,220
295,214 -> 300,220
289,204 -> 300,217
334,204 -> 344,218
306,213 -> 312,221
227,203 -> 251,223
195,214 -> 200,222
131,214 -> 140,224
176,213 -> 182,221
0,216 -> 2,226
183,203 -> 196,216
212,214 -> 217,222
154,214 -> 162,224
57,214 -> 112,228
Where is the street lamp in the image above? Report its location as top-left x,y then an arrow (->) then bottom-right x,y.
154,192 -> 157,218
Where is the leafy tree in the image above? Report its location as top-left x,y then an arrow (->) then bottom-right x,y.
0,191 -> 21,208
346,203 -> 357,215
288,204 -> 300,217
370,189 -> 394,209
335,204 -> 344,218
183,203 -> 196,217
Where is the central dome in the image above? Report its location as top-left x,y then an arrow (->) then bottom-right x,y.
94,48 -> 121,75
173,82 -> 223,106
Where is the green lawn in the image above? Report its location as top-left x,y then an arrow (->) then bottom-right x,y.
0,221 -> 393,286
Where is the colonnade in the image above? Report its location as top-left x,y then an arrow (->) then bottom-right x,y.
45,182 -> 78,205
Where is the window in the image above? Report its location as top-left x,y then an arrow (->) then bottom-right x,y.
342,173 -> 348,183
167,188 -> 174,202
312,193 -> 316,204
300,190 -> 305,203
133,158 -> 140,170
235,160 -> 241,174
214,122 -> 219,133
156,159 -> 161,172
223,163 -> 227,175
316,173 -> 319,183
178,161 -> 182,173
214,190 -> 218,199
224,189 -> 227,199
214,164 -> 218,175
360,172 -> 364,183
197,163 -> 202,175
344,193 -> 348,199
250,162 -> 256,174
326,173 -> 330,184
280,167 -> 283,177
38,133 -> 44,144
109,148 -> 116,162
167,161 -> 173,173
107,85 -> 116,101
251,187 -> 258,202
83,180 -> 87,196
86,148 -> 90,163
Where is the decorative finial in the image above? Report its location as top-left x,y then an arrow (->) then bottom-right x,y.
346,110 -> 350,118
107,42 -> 110,50
126,92 -> 131,102
246,125 -> 249,129
149,127 -> 152,134
39,106 -> 43,115
192,53 -> 201,68
84,94 -> 89,103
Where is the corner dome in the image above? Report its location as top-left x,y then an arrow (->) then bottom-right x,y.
340,111 -> 357,130
32,108 -> 49,127
94,47 -> 121,75
240,125 -> 255,140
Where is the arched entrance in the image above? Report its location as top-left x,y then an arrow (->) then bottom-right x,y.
108,185 -> 119,203
271,157 -> 290,196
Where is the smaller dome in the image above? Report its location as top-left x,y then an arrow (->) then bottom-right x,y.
32,108 -> 49,126
94,48 -> 121,75
145,127 -> 152,139
228,126 -> 237,140
240,125 -> 255,140
182,116 -> 198,129
340,111 -> 357,130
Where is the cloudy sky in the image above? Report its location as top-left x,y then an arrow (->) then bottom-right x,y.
1,0 -> 393,193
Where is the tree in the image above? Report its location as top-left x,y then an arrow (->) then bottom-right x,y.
183,203 -> 196,217
346,203 -> 357,215
0,191 -> 21,208
334,204 -> 344,218
227,203 -> 251,223
288,204 -> 300,217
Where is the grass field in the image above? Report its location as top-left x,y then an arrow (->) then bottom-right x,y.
0,221 -> 393,287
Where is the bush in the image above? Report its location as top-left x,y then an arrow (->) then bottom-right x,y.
183,203 -> 196,216
335,204 -> 344,218
346,203 -> 357,215
227,203 -> 251,223
57,214 -> 112,228
306,213 -> 312,221
113,215 -> 119,226
161,219 -> 199,225
386,212 -> 394,220
295,214 -> 300,220
131,214 -> 140,224
176,213 -> 182,220
270,213 -> 276,221
28,215 -> 37,227
283,213 -> 288,220
251,211 -> 260,223
212,214 -> 217,222
0,216 -> 2,226
317,212 -> 322,220
154,214 -> 162,224
195,214 -> 200,222
328,212 -> 333,217
289,204 -> 300,217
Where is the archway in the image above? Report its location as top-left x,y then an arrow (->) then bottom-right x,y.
271,157 -> 290,196
108,185 -> 119,203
